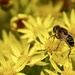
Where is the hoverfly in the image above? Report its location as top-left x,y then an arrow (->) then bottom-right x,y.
53,25 -> 74,49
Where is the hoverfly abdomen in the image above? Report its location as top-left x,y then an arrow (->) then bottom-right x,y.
66,34 -> 74,47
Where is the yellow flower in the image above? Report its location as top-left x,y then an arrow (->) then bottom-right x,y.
61,69 -> 75,75
50,50 -> 70,65
0,56 -> 26,75
41,59 -> 74,75
44,69 -> 58,75
10,14 -> 28,31
63,9 -> 75,34
49,10 -> 75,64
18,14 -> 54,43
54,9 -> 75,61
0,31 -> 26,75
48,51 -> 70,73
42,63 -> 75,75
69,47 -> 75,61
34,32 -> 72,72
52,9 -> 75,32
61,66 -> 75,75
0,30 -> 12,62
35,31 -> 70,55
35,35 -> 61,52
8,31 -> 48,66
33,1 -> 63,17
0,30 -> 48,75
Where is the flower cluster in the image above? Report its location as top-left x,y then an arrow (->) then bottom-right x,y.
10,9 -> 75,75
0,30 -> 48,75
1,1 -> 75,74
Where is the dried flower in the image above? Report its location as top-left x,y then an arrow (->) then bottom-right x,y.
0,0 -> 13,8
10,14 -> 28,31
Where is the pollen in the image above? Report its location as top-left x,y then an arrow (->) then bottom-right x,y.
2,67 -> 15,75
45,36 -> 61,53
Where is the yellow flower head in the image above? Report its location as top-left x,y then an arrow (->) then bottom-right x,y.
61,67 -> 75,75
7,30 -> 48,67
34,1 -> 63,17
18,14 -> 54,43
0,30 -> 48,75
35,30 -> 71,66
0,30 -> 26,75
53,9 -> 75,61
63,9 -> 75,34
10,14 -> 28,31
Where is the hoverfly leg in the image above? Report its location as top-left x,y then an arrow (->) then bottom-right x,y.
49,35 -> 56,44
51,35 -> 56,43
67,46 -> 72,61
54,41 -> 61,51
68,46 -> 72,56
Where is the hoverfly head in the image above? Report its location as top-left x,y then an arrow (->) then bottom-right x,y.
53,25 -> 60,33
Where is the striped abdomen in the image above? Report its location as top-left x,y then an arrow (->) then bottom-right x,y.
66,34 -> 74,47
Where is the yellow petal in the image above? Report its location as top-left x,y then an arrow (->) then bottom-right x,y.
50,59 -> 62,73
22,20 -> 33,29
16,73 -> 26,75
70,9 -> 75,24
36,16 -> 42,26
2,30 -> 8,44
63,12 -> 70,27
44,69 -> 58,75
54,1 -> 63,12
28,15 -> 38,27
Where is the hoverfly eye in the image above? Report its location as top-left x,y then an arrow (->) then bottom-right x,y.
53,25 -> 60,33
53,27 -> 56,33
